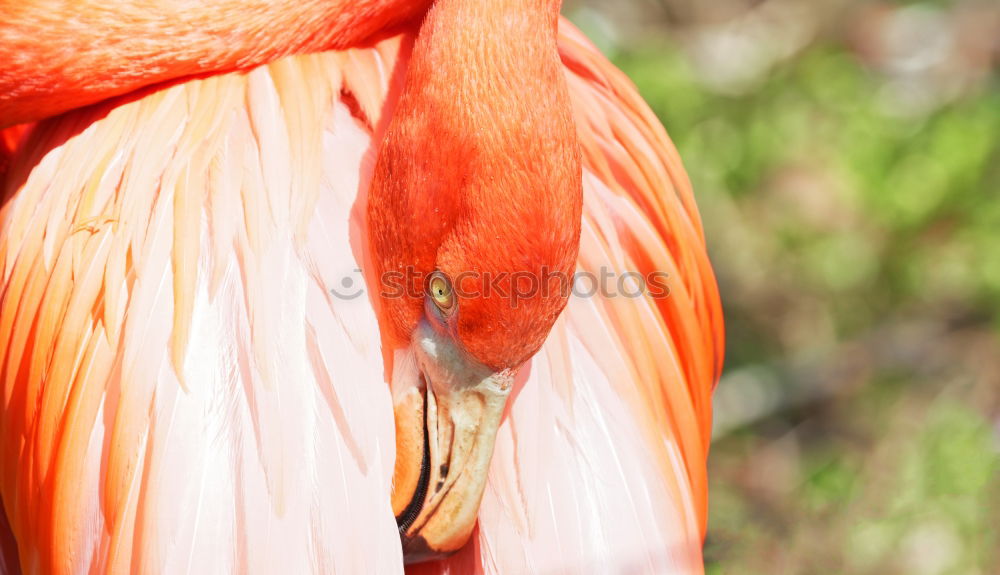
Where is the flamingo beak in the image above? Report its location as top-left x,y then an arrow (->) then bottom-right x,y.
390,320 -> 512,563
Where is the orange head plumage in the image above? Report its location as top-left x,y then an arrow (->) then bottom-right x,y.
369,0 -> 582,371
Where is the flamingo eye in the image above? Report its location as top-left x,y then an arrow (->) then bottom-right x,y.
428,272 -> 455,313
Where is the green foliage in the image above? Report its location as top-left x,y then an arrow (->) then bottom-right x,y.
597,5 -> 1000,572
615,41 -> 1000,329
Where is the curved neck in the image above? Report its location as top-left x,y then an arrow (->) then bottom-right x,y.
368,0 -> 583,368
0,0 -> 433,127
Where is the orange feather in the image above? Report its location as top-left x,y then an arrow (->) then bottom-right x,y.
0,4 -> 722,574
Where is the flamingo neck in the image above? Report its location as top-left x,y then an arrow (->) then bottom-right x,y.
368,0 -> 583,369
0,0 -> 434,127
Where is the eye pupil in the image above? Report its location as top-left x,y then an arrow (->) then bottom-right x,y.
429,273 -> 454,312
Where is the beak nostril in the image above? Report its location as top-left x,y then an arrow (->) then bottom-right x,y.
434,436 -> 449,494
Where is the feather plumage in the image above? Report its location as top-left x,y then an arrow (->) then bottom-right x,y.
0,17 -> 721,575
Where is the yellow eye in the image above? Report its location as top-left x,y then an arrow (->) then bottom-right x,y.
428,272 -> 455,313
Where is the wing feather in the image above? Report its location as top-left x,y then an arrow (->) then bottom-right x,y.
0,40 -> 409,575
559,19 -> 724,534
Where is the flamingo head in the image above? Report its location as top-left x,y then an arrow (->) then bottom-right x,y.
366,0 -> 580,562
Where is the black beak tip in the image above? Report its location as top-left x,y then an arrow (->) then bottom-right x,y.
402,534 -> 447,565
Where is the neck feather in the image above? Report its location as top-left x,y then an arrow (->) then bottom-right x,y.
0,0 -> 433,126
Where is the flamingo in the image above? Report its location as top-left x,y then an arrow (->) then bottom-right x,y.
0,0 -> 723,573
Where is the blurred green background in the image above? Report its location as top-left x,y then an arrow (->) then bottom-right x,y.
565,0 -> 999,573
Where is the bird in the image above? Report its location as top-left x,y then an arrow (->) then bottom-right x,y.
0,0 -> 723,573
